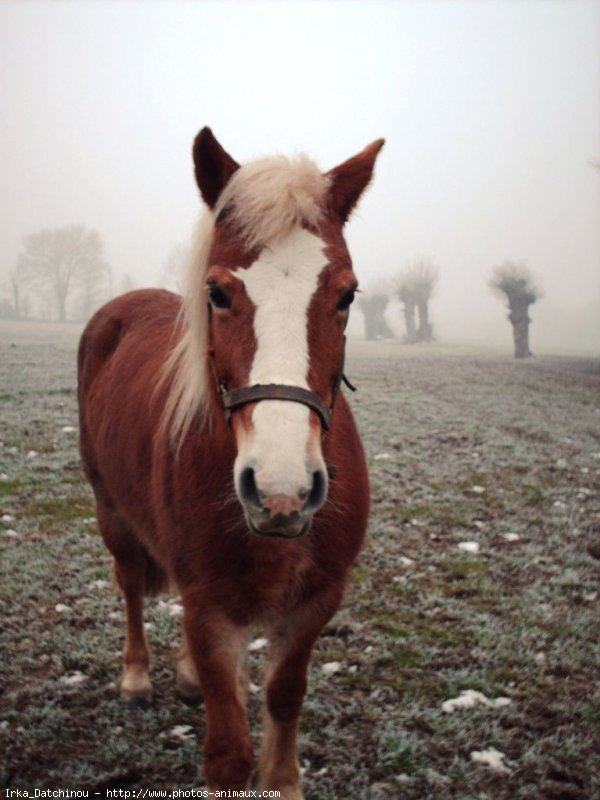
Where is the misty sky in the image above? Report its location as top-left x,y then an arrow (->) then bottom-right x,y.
1,0 -> 599,353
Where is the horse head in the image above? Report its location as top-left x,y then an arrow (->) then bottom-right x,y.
175,128 -> 384,538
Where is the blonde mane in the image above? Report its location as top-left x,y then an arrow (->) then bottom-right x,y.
160,154 -> 329,443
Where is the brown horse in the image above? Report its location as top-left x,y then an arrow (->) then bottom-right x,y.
77,127 -> 384,797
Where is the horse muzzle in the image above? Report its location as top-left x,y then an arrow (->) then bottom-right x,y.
237,466 -> 327,539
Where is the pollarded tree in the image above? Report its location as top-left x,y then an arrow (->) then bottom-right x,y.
396,260 -> 438,342
490,261 -> 542,358
18,225 -> 108,321
358,290 -> 394,341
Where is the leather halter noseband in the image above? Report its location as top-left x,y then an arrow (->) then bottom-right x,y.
217,338 -> 356,432
223,383 -> 333,430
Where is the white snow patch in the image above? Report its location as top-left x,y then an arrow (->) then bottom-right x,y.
3,529 -> 19,538
89,579 -> 109,590
61,671 -> 88,686
61,426 -> 76,433
458,541 -> 480,554
583,591 -> 598,602
26,450 -> 38,459
158,599 -> 183,617
169,724 -> 194,739
398,556 -> 414,566
249,682 -> 261,695
55,604 -> 71,614
374,452 -> 391,460
0,473 -> 8,481
502,532 -> 520,542
248,637 -> 269,651
322,661 -> 342,676
471,485 -> 485,494
442,690 -> 511,714
1,514 -> 15,522
470,747 -> 510,773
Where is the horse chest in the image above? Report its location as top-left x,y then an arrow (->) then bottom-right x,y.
218,546 -> 314,626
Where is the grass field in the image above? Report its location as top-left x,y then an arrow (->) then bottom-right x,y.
1,320 -> 599,799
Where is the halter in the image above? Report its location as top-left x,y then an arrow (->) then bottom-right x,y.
217,338 -> 356,432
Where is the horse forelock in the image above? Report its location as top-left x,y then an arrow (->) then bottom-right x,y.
215,155 -> 329,249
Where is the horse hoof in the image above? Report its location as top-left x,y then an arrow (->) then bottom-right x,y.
175,677 -> 203,706
120,688 -> 153,709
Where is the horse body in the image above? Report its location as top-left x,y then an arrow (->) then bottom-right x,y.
78,128 -> 383,797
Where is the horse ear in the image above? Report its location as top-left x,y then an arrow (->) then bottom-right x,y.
193,127 -> 240,209
327,139 -> 385,223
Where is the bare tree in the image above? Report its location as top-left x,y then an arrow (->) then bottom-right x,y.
160,242 -> 188,293
358,289 -> 394,340
18,225 -> 108,321
397,284 -> 417,342
7,267 -> 25,319
490,261 -> 542,358
396,260 -> 438,342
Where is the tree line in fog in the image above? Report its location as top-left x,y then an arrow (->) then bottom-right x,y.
2,225 -> 542,359
358,259 -> 542,359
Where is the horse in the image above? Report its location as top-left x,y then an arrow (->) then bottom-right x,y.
77,127 -> 384,797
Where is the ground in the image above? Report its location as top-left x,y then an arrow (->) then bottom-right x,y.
0,321 -> 599,799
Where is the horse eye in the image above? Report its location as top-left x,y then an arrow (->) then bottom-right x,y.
208,284 -> 231,310
337,289 -> 355,312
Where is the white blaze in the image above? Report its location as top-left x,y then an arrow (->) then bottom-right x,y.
235,227 -> 328,498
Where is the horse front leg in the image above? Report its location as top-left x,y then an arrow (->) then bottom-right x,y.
183,606 -> 252,791
259,583 -> 346,799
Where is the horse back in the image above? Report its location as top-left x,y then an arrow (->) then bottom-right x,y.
77,290 -> 181,533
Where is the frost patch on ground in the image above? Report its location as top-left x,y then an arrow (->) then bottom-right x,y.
61,671 -> 87,686
457,541 -> 480,553
470,747 -> 510,773
248,637 -> 268,651
442,689 -> 511,713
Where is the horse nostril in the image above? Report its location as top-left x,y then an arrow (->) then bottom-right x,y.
303,470 -> 327,512
239,467 -> 262,508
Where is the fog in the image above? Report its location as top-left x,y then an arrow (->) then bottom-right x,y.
1,0 -> 599,355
